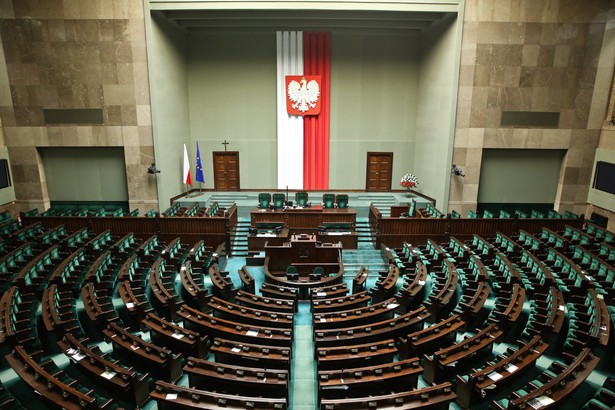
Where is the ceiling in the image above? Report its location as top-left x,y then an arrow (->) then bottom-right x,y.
159,9 -> 453,34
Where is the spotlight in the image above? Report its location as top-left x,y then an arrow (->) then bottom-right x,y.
147,163 -> 161,174
452,164 -> 465,177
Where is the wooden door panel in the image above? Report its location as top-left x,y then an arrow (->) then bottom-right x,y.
213,152 -> 240,191
366,152 -> 393,192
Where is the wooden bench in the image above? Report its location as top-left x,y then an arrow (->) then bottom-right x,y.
0,286 -> 37,347
398,313 -> 465,358
423,322 -> 504,383
6,345 -> 114,409
491,348 -> 600,410
319,382 -> 456,409
148,257 -> 181,321
41,283 -> 82,337
178,304 -> 293,347
81,282 -> 120,328
208,296 -> 294,329
239,266 -> 256,293
456,335 -> 548,408
395,261 -> 428,313
370,264 -> 400,303
58,333 -> 150,406
311,283 -> 349,301
103,321 -> 183,382
150,380 -> 287,409
184,357 -> 289,400
142,312 -> 209,359
314,306 -> 430,348
313,298 -> 398,330
260,282 -> 298,302
210,337 -> 291,373
316,339 -> 397,370
351,266 -> 369,293
235,290 -> 296,313
179,260 -> 211,311
318,358 -> 422,400
311,291 -> 371,313
424,259 -> 459,321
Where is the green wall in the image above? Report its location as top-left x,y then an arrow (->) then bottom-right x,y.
329,32 -> 419,189
478,149 -> 565,204
187,32 -> 277,189
147,17 -> 461,195
413,16 -> 460,208
0,146 -> 16,206
40,147 -> 128,201
147,12 -> 191,206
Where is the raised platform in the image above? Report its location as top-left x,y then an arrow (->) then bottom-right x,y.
176,191 -> 432,219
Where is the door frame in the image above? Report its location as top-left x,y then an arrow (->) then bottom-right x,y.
213,151 -> 240,191
365,152 -> 393,192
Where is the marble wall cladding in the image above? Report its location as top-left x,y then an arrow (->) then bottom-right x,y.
0,0 -> 157,211
449,0 -> 613,214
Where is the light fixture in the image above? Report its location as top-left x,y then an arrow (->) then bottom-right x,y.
452,164 -> 465,177
147,163 -> 161,174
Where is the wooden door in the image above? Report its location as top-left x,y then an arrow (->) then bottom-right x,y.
213,151 -> 240,191
366,152 -> 393,191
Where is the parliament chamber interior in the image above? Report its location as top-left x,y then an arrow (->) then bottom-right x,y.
1,0 -> 615,409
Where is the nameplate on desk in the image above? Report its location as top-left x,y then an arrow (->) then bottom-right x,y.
257,233 -> 276,237
246,330 -> 259,337
325,232 -> 352,236
101,370 -> 117,380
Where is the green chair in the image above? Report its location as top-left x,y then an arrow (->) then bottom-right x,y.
323,194 -> 335,209
286,265 -> 299,281
273,193 -> 286,208
258,193 -> 271,208
336,194 -> 349,209
295,191 -> 308,206
310,266 -> 324,281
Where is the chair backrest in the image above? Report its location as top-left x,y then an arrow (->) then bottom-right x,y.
272,193 -> 285,208
258,193 -> 271,208
336,194 -> 349,209
323,194 -> 335,209
409,199 -> 416,217
295,191 -> 308,206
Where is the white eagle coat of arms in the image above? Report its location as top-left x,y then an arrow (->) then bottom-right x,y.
285,75 -> 321,116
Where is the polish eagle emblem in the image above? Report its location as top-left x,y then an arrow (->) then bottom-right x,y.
286,75 -> 321,116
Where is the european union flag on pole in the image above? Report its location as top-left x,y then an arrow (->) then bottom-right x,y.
195,142 -> 205,183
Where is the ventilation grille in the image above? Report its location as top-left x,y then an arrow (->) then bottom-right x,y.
500,111 -> 560,128
43,109 -> 104,125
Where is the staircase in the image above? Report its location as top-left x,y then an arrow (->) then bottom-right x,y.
354,193 -> 397,217
341,245 -> 389,280
208,193 -> 249,209
230,217 -> 250,257
356,218 -> 375,246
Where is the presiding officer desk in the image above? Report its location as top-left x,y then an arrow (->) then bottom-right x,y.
250,206 -> 358,248
264,234 -> 344,299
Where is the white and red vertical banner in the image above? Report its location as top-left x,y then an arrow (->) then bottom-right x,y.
276,31 -> 330,190
276,31 -> 304,190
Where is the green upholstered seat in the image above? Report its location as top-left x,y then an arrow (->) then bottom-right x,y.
258,193 -> 271,208
323,193 -> 335,209
336,194 -> 349,209
273,193 -> 286,208
295,191 -> 308,206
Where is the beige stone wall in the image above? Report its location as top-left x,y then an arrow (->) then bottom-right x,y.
0,0 -> 157,212
450,0 -> 613,217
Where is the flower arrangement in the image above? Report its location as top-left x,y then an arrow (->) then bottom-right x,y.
401,173 -> 419,189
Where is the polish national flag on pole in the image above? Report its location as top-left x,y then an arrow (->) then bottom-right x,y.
183,143 -> 192,186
